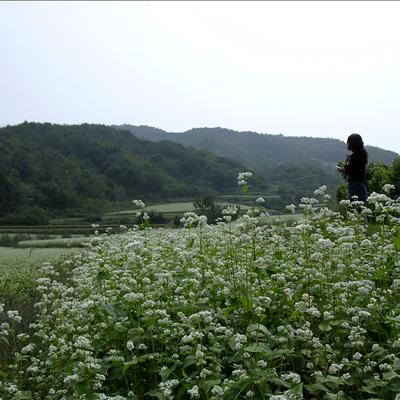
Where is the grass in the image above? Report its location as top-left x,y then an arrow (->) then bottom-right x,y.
106,201 -> 251,218
16,236 -> 95,248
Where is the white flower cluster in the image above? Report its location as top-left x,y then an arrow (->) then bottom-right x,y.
180,212 -> 207,228
132,199 -> 145,209
237,171 -> 252,186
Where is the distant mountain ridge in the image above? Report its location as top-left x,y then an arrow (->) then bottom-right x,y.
120,125 -> 398,171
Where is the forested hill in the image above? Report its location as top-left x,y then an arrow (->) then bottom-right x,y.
121,125 -> 398,171
0,123 -> 245,223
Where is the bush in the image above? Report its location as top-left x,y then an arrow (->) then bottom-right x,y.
85,214 -> 103,223
0,233 -> 31,247
145,210 -> 167,224
193,195 -> 224,224
0,234 -> 13,247
0,207 -> 50,225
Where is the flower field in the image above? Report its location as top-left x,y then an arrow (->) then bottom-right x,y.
1,185 -> 400,399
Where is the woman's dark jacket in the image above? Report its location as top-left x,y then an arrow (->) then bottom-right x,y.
344,150 -> 367,183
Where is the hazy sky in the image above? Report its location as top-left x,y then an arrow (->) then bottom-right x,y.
1,1 -> 400,152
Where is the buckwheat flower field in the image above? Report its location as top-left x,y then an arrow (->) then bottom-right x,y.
1,185 -> 400,399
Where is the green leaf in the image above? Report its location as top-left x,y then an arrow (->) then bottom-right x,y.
100,301 -> 126,318
159,364 -> 177,380
182,355 -> 198,378
146,389 -> 164,399
395,236 -> 400,251
246,323 -> 269,336
323,392 -> 351,400
318,321 -> 332,332
269,377 -> 291,388
267,348 -> 294,360
319,375 -> 342,385
305,382 -> 330,394
382,370 -> 400,381
199,379 -> 221,392
0,336 -> 10,346
123,356 -> 139,371
244,342 -> 270,353
240,296 -> 253,311
182,355 -> 197,369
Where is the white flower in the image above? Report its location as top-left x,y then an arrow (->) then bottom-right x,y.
233,333 -> 247,350
187,385 -> 200,398
211,385 -> 224,396
328,363 -> 343,374
314,185 -> 327,196
281,372 -> 301,384
132,199 -> 146,209
383,184 -> 395,194
21,343 -> 35,354
285,204 -> 296,214
237,171 -> 252,181
127,340 -> 135,351
256,197 -> 265,204
7,310 -> 22,323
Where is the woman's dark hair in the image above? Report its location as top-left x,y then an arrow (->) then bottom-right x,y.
347,133 -> 368,161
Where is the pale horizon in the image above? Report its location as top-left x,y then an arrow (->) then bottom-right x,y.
1,1 -> 400,153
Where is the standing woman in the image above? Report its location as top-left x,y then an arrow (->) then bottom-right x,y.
339,133 -> 368,203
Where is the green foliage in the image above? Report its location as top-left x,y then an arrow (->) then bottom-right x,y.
144,210 -> 167,225
0,123 -> 245,223
363,156 -> 400,199
0,233 -> 31,247
2,192 -> 400,398
123,125 -> 397,198
366,162 -> 392,194
391,157 -> 400,196
193,195 -> 225,224
336,184 -> 348,203
123,125 -> 398,169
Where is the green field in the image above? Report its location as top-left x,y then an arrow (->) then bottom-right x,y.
16,236 -> 96,248
106,201 -> 252,219
0,247 -> 76,309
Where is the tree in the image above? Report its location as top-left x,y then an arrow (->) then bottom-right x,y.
366,163 -> 392,194
193,196 -> 224,224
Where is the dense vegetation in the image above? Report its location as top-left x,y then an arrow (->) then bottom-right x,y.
0,123 -> 246,224
2,184 -> 400,399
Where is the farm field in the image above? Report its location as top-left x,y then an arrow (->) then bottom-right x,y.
0,246 -> 77,325
106,201 -> 252,216
16,236 -> 95,248
1,187 -> 400,399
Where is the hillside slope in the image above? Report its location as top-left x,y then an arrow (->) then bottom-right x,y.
121,125 -> 397,170
0,123 -> 245,223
